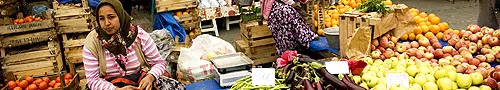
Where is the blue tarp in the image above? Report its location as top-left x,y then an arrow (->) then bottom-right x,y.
88,0 -> 100,8
57,0 -> 82,4
153,12 -> 187,42
310,36 -> 340,55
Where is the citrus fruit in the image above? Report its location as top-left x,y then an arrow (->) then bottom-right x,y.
413,26 -> 423,34
384,0 -> 392,5
416,34 -> 425,40
430,25 -> 441,34
401,33 -> 409,41
438,23 -> 447,32
453,30 -> 460,35
436,32 -> 444,39
425,32 -> 435,39
409,33 -> 416,40
421,25 -> 430,34
419,12 -> 428,18
430,17 -> 440,25
318,29 -> 325,36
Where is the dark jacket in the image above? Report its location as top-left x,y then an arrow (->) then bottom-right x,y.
478,0 -> 498,29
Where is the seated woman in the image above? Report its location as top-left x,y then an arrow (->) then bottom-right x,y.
82,0 -> 185,89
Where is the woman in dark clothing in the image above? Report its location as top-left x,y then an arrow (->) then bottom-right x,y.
478,0 -> 500,29
267,0 -> 318,56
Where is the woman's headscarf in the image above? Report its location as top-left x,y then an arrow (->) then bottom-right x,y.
95,0 -> 137,56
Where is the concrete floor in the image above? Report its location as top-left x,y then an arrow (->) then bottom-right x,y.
131,0 -> 480,43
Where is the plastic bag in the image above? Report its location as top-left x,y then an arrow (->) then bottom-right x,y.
178,34 -> 236,82
149,30 -> 175,76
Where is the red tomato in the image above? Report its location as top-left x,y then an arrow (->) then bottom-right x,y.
38,82 -> 48,90
64,74 -> 73,80
25,76 -> 34,84
12,87 -> 22,90
34,78 -> 42,85
18,80 -> 28,88
42,77 -> 50,83
48,80 -> 56,87
55,77 -> 61,83
54,83 -> 61,88
64,79 -> 71,85
7,81 -> 16,90
27,84 -> 37,90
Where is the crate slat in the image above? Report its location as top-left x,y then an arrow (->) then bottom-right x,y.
252,56 -> 276,66
54,8 -> 89,18
235,40 -> 276,59
240,21 -> 272,39
240,34 -> 275,47
0,30 -> 55,48
3,60 -> 55,72
155,0 -> 197,12
56,18 -> 91,34
0,20 -> 54,35
63,39 -> 85,48
3,49 -> 55,64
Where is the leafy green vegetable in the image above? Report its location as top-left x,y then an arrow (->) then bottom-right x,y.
356,0 -> 390,14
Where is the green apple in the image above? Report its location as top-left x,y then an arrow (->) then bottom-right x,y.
419,67 -> 431,74
458,89 -> 467,90
370,66 -> 380,72
471,72 -> 484,85
398,61 -> 408,67
372,84 -> 387,90
390,84 -> 401,90
362,72 -> 375,81
378,77 -> 387,85
414,75 -> 427,86
359,82 -> 369,89
367,77 -> 379,88
468,86 -> 480,90
395,65 -> 406,73
409,84 -> 422,90
434,69 -> 447,79
407,59 -> 416,66
409,76 -> 415,84
353,76 -> 362,84
439,59 -> 451,66
457,73 -> 472,89
452,82 -> 458,90
437,78 -> 453,90
479,85 -> 492,90
407,65 -> 419,76
364,57 -> 374,65
426,74 -> 436,82
443,65 -> 456,73
423,82 -> 438,90
447,71 -> 457,81
374,60 -> 384,65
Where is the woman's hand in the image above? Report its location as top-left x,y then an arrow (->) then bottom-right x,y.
139,74 -> 156,90
115,86 -> 139,90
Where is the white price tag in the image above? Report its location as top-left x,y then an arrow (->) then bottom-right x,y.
386,73 -> 410,88
251,68 -> 275,86
324,61 -> 350,74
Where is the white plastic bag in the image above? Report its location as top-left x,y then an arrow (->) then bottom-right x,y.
178,34 -> 236,82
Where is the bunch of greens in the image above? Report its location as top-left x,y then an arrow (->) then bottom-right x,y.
356,0 -> 390,14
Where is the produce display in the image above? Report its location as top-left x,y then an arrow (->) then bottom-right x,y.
229,76 -> 288,90
5,74 -> 73,90
12,16 -> 43,25
400,8 -> 450,41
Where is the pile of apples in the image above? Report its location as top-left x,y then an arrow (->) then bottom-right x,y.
370,33 -> 443,61
5,74 -> 73,90
355,57 -> 492,90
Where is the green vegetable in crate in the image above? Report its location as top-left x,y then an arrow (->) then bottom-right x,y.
356,0 -> 389,14
230,76 -> 288,90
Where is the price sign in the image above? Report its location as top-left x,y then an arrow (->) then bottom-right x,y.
324,61 -> 350,74
386,73 -> 410,88
251,68 -> 275,86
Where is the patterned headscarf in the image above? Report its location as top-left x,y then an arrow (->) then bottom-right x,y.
96,0 -> 137,71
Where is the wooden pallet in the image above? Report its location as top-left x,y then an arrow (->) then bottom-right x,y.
156,0 -> 197,12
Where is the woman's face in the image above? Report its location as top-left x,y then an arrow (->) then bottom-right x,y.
98,5 -> 121,35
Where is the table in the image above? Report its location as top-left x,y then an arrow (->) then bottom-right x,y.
186,79 -> 230,90
199,5 -> 240,36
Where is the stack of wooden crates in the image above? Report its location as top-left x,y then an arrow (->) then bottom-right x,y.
52,0 -> 92,85
0,12 -> 62,80
235,20 -> 277,66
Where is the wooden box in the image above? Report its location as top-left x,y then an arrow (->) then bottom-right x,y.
0,19 -> 54,35
156,0 -> 197,12
235,40 -> 276,65
55,17 -> 92,34
0,30 -> 56,48
0,3 -> 19,17
239,21 -> 274,47
1,41 -> 61,78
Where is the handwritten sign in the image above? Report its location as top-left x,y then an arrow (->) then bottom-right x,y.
386,73 -> 410,88
325,61 -> 350,74
251,68 -> 275,86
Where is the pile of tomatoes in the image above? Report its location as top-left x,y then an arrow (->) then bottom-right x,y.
6,74 -> 73,90
13,16 -> 42,25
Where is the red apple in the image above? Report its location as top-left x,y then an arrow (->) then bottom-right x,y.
459,31 -> 466,37
416,52 -> 423,59
486,54 -> 495,63
495,53 -> 500,62
469,46 -> 478,54
432,43 -> 442,49
484,77 -> 497,89
433,49 -> 444,58
370,44 -> 377,51
457,65 -> 466,73
454,55 -> 462,60
443,34 -> 452,41
443,53 -> 452,58
451,51 -> 459,56
380,37 -> 389,48
469,58 -> 480,66
443,46 -> 454,53
426,46 -> 435,53
484,44 -> 492,49
476,67 -> 488,78
390,37 -> 398,43
451,60 -> 461,66
407,48 -> 418,56
489,37 -> 500,46
482,48 -> 492,54
459,58 -> 468,63
455,41 -> 466,49
448,38 -> 459,46
371,50 -> 382,59
477,55 -> 487,62
384,49 -> 395,58
479,62 -> 492,69
461,51 -> 474,61
483,34 -> 492,44
493,30 -> 500,38
430,59 -> 438,63
492,71 -> 500,81
378,46 -> 386,52
477,32 -> 484,39
418,38 -> 431,47
424,53 -> 434,59
462,31 -> 473,40
458,47 -> 469,53
411,41 -> 419,48
478,40 -> 484,49
468,24 -> 481,33
470,34 -> 479,42
402,42 -> 411,50
388,41 -> 396,49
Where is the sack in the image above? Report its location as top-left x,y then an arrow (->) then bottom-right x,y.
177,34 -> 236,82
261,0 -> 275,20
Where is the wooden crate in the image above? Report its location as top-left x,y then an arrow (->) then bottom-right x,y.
338,12 -> 380,58
235,40 -> 276,65
0,30 -> 56,48
0,3 -> 19,17
1,41 -> 62,78
239,21 -> 272,40
0,0 -> 18,6
1,73 -> 81,90
55,17 -> 92,34
0,19 -> 55,35
156,0 -> 197,13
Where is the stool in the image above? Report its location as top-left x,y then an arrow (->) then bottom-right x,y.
200,19 -> 219,36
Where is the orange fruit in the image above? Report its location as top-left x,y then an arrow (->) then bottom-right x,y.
430,17 -> 440,25
426,21 -> 432,26
430,25 -> 440,34
318,29 -> 325,36
421,25 -> 429,34
350,0 -> 357,8
384,0 -> 392,6
438,23 -> 447,32
409,8 -> 420,14
444,29 -> 452,35
332,10 -> 339,14
428,14 -> 436,20
411,12 -> 419,17
453,30 -> 460,35
416,34 -> 425,40
443,22 -> 449,30
356,0 -> 362,3
339,9 -> 346,14
325,22 -> 332,28
413,26 -> 423,34
419,12 -> 428,18
332,20 -> 339,26
401,33 -> 409,41
436,32 -> 444,39
314,21 -> 318,27
419,22 -> 427,26
175,11 -> 183,16
418,18 -> 427,24
332,14 -> 340,19
409,33 -> 416,41
425,32 -> 435,39
414,16 -> 421,22
338,4 -> 345,9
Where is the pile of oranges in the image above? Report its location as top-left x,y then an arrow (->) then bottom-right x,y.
400,8 -> 453,41
6,74 -> 73,90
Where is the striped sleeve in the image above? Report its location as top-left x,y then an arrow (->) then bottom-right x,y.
137,28 -> 167,79
82,46 -> 117,90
